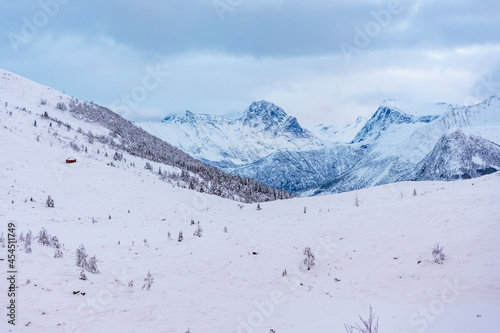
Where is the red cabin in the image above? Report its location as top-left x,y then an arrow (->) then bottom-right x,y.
66,158 -> 77,164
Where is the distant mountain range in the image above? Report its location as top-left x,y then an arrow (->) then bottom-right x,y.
136,97 -> 500,195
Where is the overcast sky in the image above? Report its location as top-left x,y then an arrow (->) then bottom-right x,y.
1,0 -> 499,126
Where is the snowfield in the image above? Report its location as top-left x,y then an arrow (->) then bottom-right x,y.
1,70 -> 499,333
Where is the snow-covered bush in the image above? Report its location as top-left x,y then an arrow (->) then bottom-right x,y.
0,233 -> 5,248
56,102 -> 67,111
69,141 -> 80,152
37,227 -> 51,246
142,271 -> 154,290
87,255 -> 100,274
79,270 -> 87,281
432,243 -> 445,264
193,225 -> 203,237
40,99 -> 47,105
46,195 -> 54,208
178,231 -> 184,242
24,231 -> 32,253
257,203 -> 262,210
300,247 -> 315,270
76,244 -> 88,269
54,249 -> 63,258
345,306 -> 379,333
144,162 -> 152,170
51,236 -> 61,249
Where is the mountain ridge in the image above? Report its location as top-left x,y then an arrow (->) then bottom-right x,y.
137,96 -> 500,195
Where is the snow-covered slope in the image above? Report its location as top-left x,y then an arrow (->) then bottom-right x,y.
0,69 -> 292,203
1,69 -> 499,333
2,117 -> 500,332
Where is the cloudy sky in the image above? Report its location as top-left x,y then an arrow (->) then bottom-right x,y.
1,0 -> 499,126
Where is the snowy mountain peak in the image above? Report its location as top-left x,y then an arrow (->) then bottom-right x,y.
242,100 -> 288,126
352,100 -> 453,143
242,100 -> 309,138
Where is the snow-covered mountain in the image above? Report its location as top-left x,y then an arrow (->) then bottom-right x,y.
312,96 -> 500,195
2,69 -> 499,333
137,97 -> 500,195
135,101 -> 366,170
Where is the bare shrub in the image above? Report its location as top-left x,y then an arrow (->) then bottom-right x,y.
345,306 -> 379,333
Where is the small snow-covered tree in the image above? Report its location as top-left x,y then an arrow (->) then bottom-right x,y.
87,255 -> 100,274
257,203 -> 262,210
142,271 -> 154,290
46,195 -> 54,208
79,270 -> 87,281
193,225 -> 203,237
54,249 -> 63,258
178,231 -> 183,242
432,243 -> 445,264
56,102 -> 67,111
144,162 -> 152,170
354,193 -> 360,207
0,233 -> 5,248
345,305 -> 379,333
51,236 -> 60,249
76,244 -> 88,269
223,226 -> 228,233
300,247 -> 315,270
413,188 -> 417,196
24,231 -> 32,253
37,227 -> 51,246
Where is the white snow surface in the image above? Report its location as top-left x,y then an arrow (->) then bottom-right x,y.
0,69 -> 499,333
380,99 -> 454,117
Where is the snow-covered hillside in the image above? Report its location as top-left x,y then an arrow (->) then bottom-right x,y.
0,70 -> 292,203
1,69 -> 499,333
2,114 -> 500,332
